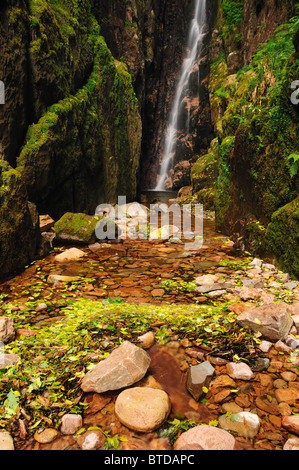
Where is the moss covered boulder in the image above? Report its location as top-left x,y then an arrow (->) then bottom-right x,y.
0,161 -> 40,280
54,213 -> 100,244
265,197 -> 299,279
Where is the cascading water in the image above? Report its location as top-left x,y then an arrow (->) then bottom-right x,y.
155,0 -> 207,191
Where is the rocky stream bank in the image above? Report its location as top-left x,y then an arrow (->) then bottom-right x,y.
0,205 -> 299,451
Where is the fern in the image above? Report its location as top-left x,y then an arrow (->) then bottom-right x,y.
287,153 -> 299,178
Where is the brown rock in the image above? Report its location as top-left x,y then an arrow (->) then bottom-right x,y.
34,428 -> 59,444
0,317 -> 15,343
115,387 -> 171,432
77,430 -> 106,450
237,303 -> 293,341
275,387 -> 299,405
282,416 -> 299,435
226,362 -> 254,380
173,425 -> 239,450
83,393 -> 112,416
255,396 -> 280,415
60,414 -> 83,435
81,341 -> 151,393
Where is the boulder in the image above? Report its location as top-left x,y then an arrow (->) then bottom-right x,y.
60,414 -> 83,435
173,425 -> 239,450
186,361 -> 215,401
81,341 -> 151,393
237,303 -> 293,341
0,317 -> 15,343
54,212 -> 100,244
115,387 -> 171,432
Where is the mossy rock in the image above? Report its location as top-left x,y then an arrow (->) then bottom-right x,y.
54,212 -> 101,244
0,160 -> 40,279
265,197 -> 299,279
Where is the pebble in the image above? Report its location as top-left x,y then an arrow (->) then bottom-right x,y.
34,428 -> 59,443
219,411 -> 260,438
284,437 -> 299,450
226,362 -> 254,380
77,430 -> 106,450
60,414 -> 83,435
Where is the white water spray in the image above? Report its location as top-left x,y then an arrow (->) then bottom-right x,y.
155,0 -> 207,190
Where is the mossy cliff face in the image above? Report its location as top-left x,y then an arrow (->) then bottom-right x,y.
0,161 -> 40,279
191,0 -> 299,277
17,35 -> 141,219
0,0 -> 141,220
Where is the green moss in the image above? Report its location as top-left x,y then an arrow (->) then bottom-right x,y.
265,197 -> 299,279
54,212 -> 101,243
0,161 -> 39,279
17,33 -> 141,218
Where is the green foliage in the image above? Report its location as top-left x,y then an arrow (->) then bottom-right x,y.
287,153 -> 299,178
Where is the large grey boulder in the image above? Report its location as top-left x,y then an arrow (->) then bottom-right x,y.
81,341 -> 151,393
237,303 -> 293,341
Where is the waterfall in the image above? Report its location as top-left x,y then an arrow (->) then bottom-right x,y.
155,0 -> 207,190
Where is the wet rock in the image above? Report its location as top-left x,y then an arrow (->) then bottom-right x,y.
226,362 -> 254,380
115,387 -> 171,432
239,286 -> 260,301
237,303 -> 293,341
137,331 -> 155,349
81,341 -> 151,393
55,213 -> 99,244
283,437 -> 299,450
1,353 -> 20,366
186,361 -> 215,401
219,411 -> 260,438
60,414 -> 83,435
255,396 -> 280,415
77,430 -> 105,450
282,416 -> 299,435
274,340 -> 292,353
284,281 -> 298,290
252,357 -> 270,372
54,247 -> 86,263
47,274 -> 80,284
275,387 -> 299,405
0,317 -> 15,343
173,425 -> 239,450
258,340 -> 272,353
39,214 -> 55,232
0,430 -> 14,450
34,428 -> 59,444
